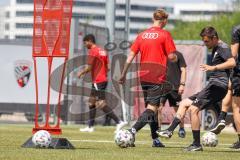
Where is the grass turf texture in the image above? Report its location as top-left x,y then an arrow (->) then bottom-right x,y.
0,124 -> 239,160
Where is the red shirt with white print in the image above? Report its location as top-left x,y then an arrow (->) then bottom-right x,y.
87,45 -> 109,83
131,26 -> 176,84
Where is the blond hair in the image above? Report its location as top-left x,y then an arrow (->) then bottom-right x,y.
153,9 -> 168,21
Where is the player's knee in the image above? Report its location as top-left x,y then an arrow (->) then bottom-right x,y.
179,98 -> 192,107
88,97 -> 96,106
96,100 -> 107,109
189,105 -> 199,115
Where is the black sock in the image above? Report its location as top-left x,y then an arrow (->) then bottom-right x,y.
218,111 -> 227,121
102,106 -> 120,124
132,109 -> 155,132
149,113 -> 159,139
192,130 -> 200,146
168,117 -> 181,132
88,105 -> 96,127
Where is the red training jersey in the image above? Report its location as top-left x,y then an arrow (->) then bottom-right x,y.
131,26 -> 176,84
87,45 -> 109,83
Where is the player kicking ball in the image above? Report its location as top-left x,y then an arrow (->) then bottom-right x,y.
157,26 -> 236,151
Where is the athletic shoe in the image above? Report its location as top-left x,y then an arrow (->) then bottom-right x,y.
152,138 -> 165,147
209,120 -> 226,135
115,121 -> 128,133
79,126 -> 94,132
156,130 -> 173,139
229,141 -> 240,149
178,128 -> 186,138
184,144 -> 203,151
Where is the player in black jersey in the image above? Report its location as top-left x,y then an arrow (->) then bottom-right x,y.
210,25 -> 240,149
157,26 -> 236,151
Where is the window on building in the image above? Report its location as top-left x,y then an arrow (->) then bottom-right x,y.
16,0 -> 33,4
16,23 -> 33,29
5,11 -> 10,18
72,13 -> 105,20
5,23 -> 9,30
15,35 -> 32,39
16,11 -> 33,17
74,1 -> 105,8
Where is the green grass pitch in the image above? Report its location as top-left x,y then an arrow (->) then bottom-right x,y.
0,124 -> 239,160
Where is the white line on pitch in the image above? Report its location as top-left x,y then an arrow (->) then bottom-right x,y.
70,139 -> 233,146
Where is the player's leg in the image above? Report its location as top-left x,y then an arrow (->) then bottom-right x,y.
169,91 -> 186,138
129,82 -> 163,146
210,82 -> 232,134
157,98 -> 192,138
230,75 -> 240,149
80,96 -> 96,132
183,105 -> 203,151
230,96 -> 240,149
158,96 -> 167,129
95,82 -> 127,132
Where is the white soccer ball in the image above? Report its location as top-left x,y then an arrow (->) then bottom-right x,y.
114,129 -> 134,148
202,132 -> 218,147
32,130 -> 52,148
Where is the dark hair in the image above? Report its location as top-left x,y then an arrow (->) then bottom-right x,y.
83,34 -> 96,43
200,26 -> 218,39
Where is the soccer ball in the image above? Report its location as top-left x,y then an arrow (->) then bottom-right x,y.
201,132 -> 218,147
114,129 -> 134,148
32,130 -> 52,148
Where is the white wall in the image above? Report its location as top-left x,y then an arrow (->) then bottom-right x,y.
0,43 -> 64,104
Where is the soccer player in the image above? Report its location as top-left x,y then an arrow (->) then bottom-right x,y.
158,51 -> 187,138
210,25 -> 240,149
157,26 -> 236,151
119,9 -> 177,147
78,34 -> 127,132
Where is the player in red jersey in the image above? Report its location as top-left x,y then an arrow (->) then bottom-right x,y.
78,34 -> 127,133
119,9 -> 177,147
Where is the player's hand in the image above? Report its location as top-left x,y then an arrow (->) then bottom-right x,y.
178,85 -> 184,95
200,64 -> 216,71
118,75 -> 126,84
77,72 -> 84,79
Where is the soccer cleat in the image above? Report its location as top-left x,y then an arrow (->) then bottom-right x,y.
79,126 -> 94,132
156,130 -> 173,139
152,139 -> 165,147
209,120 -> 226,135
229,141 -> 240,149
115,121 -> 128,133
184,144 -> 203,151
178,128 -> 186,138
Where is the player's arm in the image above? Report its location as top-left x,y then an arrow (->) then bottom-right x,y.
200,58 -> 236,71
77,65 -> 92,78
231,43 -> 239,58
168,52 -> 178,62
179,66 -> 187,94
119,51 -> 136,84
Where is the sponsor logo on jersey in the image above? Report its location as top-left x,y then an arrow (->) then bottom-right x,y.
142,32 -> 159,39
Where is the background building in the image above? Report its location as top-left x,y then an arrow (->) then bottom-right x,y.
0,0 -> 234,40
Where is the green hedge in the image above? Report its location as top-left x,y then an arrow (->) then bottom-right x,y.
171,12 -> 240,44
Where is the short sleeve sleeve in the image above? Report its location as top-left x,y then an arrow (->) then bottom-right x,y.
231,26 -> 240,44
219,47 -> 232,61
131,35 -> 141,54
176,52 -> 187,68
164,31 -> 176,55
